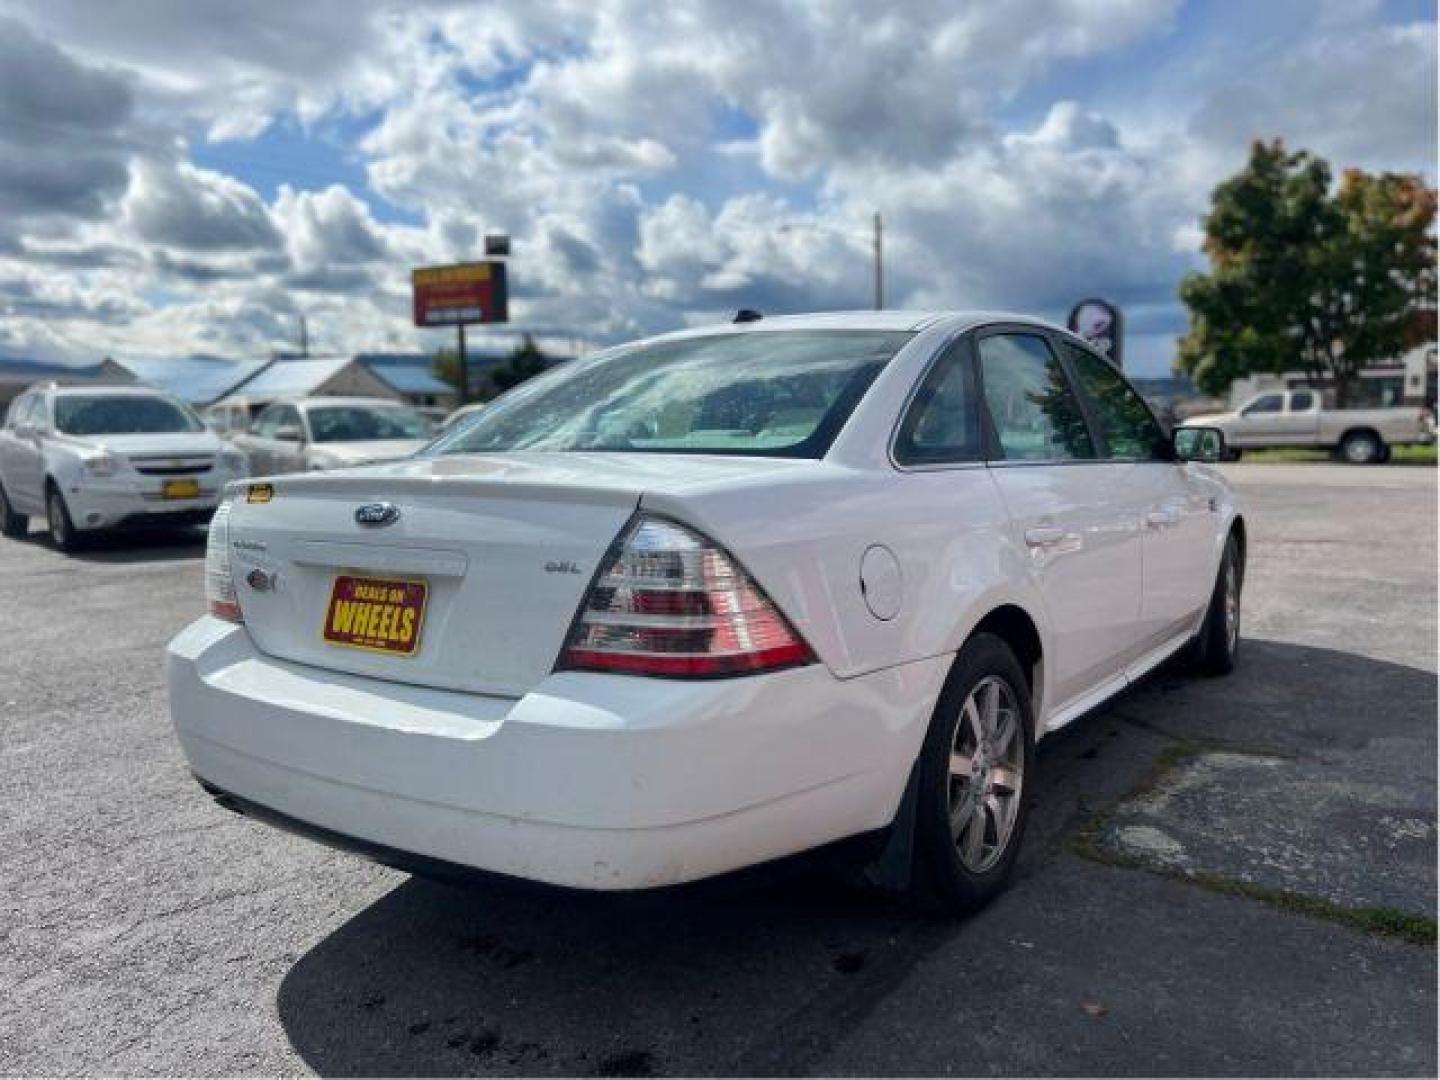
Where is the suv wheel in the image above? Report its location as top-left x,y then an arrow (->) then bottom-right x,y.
0,482 -> 26,538
913,633 -> 1035,915
46,483 -> 80,552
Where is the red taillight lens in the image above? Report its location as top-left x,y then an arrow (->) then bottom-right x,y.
558,515 -> 814,678
205,501 -> 243,623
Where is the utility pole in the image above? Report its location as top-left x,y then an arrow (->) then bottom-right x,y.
298,314 -> 309,357
872,211 -> 884,310
457,323 -> 469,406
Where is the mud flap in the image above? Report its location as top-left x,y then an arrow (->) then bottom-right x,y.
862,758 -> 921,892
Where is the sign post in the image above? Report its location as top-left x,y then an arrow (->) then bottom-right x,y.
412,261 -> 509,404
1067,297 -> 1124,368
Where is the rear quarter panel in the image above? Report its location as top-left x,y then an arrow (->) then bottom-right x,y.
641,465 -> 1043,682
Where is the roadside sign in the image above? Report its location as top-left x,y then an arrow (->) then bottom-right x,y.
1068,297 -> 1124,368
411,262 -> 508,327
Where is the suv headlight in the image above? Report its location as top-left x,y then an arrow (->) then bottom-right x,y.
82,452 -> 122,478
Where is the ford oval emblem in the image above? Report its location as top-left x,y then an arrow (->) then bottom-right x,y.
354,502 -> 401,527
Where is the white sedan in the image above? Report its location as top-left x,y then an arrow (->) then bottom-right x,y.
168,311 -> 1243,913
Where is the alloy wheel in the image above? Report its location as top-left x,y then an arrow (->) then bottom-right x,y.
947,675 -> 1025,873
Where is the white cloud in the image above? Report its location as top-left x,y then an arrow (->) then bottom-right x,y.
0,0 -> 1431,376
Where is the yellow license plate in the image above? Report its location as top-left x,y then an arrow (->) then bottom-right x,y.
323,575 -> 427,656
161,478 -> 201,499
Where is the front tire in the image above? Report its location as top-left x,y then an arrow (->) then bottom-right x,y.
1191,534 -> 1242,675
46,483 -> 80,553
913,633 -> 1035,915
0,481 -> 26,538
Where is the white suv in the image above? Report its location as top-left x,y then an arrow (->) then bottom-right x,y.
0,384 -> 248,551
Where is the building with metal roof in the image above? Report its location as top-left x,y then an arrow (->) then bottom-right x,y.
355,354 -> 458,410
116,355 -> 269,406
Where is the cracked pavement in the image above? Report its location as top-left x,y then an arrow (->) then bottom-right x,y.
1,463 -> 1435,1076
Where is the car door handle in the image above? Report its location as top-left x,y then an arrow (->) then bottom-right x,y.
1024,525 -> 1068,548
1146,509 -> 1180,530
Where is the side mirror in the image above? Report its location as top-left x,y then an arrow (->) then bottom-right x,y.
274,424 -> 305,443
1173,426 -> 1225,463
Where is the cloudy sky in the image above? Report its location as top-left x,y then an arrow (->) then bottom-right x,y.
0,0 -> 1434,376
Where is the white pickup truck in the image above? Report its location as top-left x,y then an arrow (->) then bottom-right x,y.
1183,389 -> 1435,463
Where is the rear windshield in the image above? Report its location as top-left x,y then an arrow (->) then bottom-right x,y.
53,395 -> 201,435
431,330 -> 912,458
308,405 -> 432,442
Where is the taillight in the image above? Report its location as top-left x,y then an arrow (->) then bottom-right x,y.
558,515 -> 814,678
205,501 -> 243,623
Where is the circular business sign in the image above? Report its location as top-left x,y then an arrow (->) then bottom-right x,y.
1067,298 -> 1124,368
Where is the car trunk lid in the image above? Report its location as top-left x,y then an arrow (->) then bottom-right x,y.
225,455 -> 650,697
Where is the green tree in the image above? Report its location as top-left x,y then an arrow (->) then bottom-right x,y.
431,334 -> 549,400
492,334 -> 548,393
1177,140 -> 1436,406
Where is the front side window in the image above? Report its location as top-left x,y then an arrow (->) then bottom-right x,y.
432,330 -> 912,458
977,334 -> 1094,461
307,405 -> 431,442
894,345 -> 982,465
252,404 -> 285,437
6,394 -> 34,429
1063,342 -> 1165,460
53,395 -> 201,436
1243,394 -> 1283,415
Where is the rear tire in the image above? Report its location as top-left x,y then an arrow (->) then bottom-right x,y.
912,633 -> 1035,915
0,481 -> 25,538
1340,430 -> 1383,464
1190,534 -> 1241,676
46,482 -> 80,553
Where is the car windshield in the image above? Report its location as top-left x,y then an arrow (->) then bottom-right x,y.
431,330 -> 913,458
307,405 -> 431,442
53,395 -> 202,435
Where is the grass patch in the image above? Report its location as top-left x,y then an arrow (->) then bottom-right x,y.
1069,743 -> 1438,948
1238,444 -> 1435,465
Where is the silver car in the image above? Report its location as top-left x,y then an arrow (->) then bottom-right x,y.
229,397 -> 433,475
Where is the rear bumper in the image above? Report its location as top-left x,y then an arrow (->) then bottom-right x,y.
167,617 -> 947,890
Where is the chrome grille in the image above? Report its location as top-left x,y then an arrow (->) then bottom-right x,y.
129,455 -> 215,476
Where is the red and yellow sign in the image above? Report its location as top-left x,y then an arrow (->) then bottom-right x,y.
323,575 -> 428,655
411,261 -> 509,327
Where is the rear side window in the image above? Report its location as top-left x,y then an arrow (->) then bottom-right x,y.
977,334 -> 1094,461
894,345 -> 982,464
1290,391 -> 1315,411
1063,342 -> 1165,460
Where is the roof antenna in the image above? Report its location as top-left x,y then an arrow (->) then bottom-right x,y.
733,309 -> 763,324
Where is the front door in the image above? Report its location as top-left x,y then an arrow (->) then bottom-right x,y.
975,330 -> 1145,714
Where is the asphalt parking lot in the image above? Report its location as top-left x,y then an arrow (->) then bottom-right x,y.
2,463 -> 1435,1076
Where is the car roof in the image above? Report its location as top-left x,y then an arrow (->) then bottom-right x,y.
639,309 -> 1072,343
274,396 -> 417,410
46,384 -> 182,398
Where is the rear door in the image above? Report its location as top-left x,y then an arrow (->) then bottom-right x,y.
1273,390 -> 1320,444
975,329 -> 1145,712
1061,341 -> 1215,651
